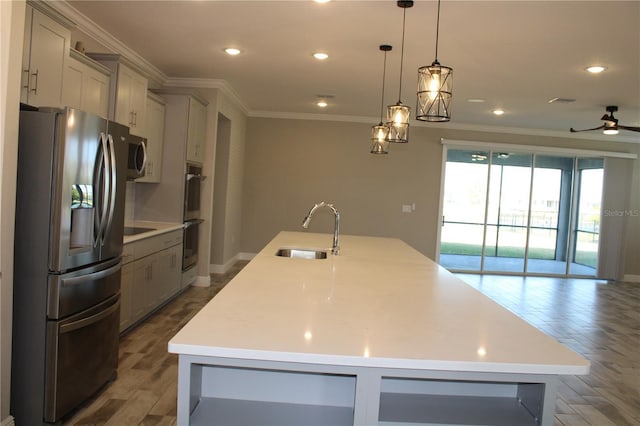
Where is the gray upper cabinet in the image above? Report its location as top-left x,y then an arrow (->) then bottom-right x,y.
21,3 -> 72,107
87,53 -> 148,137
62,49 -> 111,118
186,96 -> 207,164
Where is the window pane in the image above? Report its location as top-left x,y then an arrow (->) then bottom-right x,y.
572,164 -> 603,274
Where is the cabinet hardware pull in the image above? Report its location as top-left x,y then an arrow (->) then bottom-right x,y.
31,69 -> 39,94
129,111 -> 134,126
22,69 -> 30,90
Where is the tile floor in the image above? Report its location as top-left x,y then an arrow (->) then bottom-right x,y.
64,264 -> 639,425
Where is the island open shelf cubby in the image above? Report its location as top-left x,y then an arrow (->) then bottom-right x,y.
178,354 -> 555,425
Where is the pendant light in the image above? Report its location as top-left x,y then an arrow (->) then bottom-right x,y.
386,0 -> 412,144
371,45 -> 392,154
416,0 -> 453,122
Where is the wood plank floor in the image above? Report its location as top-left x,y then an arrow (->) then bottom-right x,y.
64,265 -> 639,425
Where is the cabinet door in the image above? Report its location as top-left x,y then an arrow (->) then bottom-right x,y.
61,59 -> 83,110
82,67 -> 110,118
62,56 -> 110,118
114,65 -> 133,127
131,257 -> 156,323
137,95 -> 166,183
22,7 -> 70,107
129,74 -> 148,137
119,262 -> 134,332
157,244 -> 182,300
186,98 -> 207,164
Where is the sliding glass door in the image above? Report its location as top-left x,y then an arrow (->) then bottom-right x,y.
440,148 -> 603,277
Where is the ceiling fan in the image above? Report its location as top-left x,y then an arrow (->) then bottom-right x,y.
570,106 -> 640,135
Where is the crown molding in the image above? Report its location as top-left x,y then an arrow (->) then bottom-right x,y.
46,0 -> 167,87
247,111 -> 640,144
164,78 -> 249,115
249,110 -> 374,124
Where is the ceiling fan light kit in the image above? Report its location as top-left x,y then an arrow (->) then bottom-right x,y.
570,105 -> 640,135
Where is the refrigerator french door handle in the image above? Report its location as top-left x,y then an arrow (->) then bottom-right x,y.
94,132 -> 110,246
102,134 -> 117,245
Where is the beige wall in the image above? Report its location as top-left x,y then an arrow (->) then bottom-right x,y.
241,117 -> 640,277
1,0 -> 26,421
212,93 -> 247,264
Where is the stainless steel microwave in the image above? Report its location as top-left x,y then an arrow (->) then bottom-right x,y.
126,136 -> 147,180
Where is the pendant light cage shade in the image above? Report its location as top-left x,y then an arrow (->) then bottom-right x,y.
385,0 -> 413,144
416,62 -> 453,122
386,102 -> 410,143
370,123 -> 390,154
371,44 -> 392,154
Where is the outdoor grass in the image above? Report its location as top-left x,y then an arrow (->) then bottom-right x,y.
441,243 -> 597,268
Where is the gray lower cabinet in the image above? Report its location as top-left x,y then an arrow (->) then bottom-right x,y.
120,229 -> 183,332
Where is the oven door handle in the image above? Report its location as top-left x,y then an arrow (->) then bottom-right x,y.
184,219 -> 204,229
186,173 -> 206,181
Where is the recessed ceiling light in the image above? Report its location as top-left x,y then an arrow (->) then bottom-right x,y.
467,98 -> 486,103
313,52 -> 329,60
586,65 -> 606,74
493,109 -> 505,116
224,48 -> 241,56
316,100 -> 328,108
314,0 -> 331,3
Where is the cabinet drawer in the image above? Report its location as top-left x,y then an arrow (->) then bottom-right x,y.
125,229 -> 183,261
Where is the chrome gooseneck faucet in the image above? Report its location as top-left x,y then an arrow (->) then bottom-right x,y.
302,202 -> 340,255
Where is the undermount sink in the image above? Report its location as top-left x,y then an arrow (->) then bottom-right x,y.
275,248 -> 328,260
123,226 -> 155,236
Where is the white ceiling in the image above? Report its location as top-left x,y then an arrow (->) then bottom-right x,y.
66,0 -> 640,141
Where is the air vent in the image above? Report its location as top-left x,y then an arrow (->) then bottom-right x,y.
548,97 -> 576,103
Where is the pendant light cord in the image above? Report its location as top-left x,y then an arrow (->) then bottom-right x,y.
434,0 -> 441,61
398,7 -> 407,102
380,49 -> 388,123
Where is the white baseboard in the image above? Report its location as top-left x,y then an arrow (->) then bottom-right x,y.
2,416 -> 15,426
623,274 -> 640,283
210,252 -> 256,274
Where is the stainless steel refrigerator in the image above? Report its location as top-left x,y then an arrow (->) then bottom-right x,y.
12,107 -> 129,424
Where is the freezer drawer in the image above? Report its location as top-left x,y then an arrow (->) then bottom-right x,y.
44,294 -> 120,422
48,257 -> 121,320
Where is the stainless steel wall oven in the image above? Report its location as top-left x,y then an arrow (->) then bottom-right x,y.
183,218 -> 204,271
184,163 -> 203,221
183,163 -> 204,271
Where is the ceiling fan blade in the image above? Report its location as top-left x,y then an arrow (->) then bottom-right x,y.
570,125 -> 604,133
618,125 -> 640,133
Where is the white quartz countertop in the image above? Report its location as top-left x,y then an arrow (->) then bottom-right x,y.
169,231 -> 589,375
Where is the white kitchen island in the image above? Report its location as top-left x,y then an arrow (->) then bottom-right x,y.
168,232 -> 589,426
